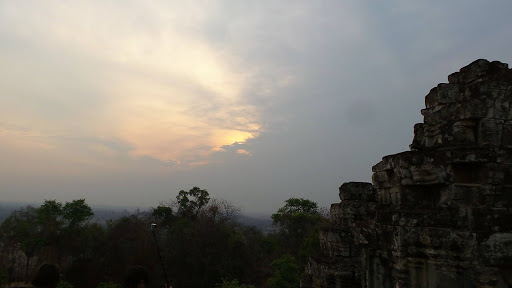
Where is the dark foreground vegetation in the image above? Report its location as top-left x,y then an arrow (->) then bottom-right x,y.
0,188 -> 328,288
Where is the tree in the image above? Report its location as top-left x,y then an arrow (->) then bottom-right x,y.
57,281 -> 74,288
267,255 -> 300,288
96,282 -> 120,288
271,198 -> 319,225
161,195 -> 256,288
152,205 -> 175,228
216,279 -> 255,288
0,201 -> 65,282
101,215 -> 157,287
0,199 -> 102,285
0,267 -> 7,287
271,198 -> 321,252
38,200 -> 63,222
62,199 -> 94,228
176,187 -> 210,218
37,200 -> 64,254
0,206 -> 42,280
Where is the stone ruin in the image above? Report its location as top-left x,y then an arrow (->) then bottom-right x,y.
302,59 -> 512,288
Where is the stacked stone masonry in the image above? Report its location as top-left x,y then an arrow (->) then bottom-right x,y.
303,59 -> 512,288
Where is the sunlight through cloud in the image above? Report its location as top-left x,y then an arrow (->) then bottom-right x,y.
0,1 -> 264,167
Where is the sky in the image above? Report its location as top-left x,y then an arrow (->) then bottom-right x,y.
1,1 -> 512,215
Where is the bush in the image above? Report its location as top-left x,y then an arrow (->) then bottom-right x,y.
57,281 -> 74,288
97,281 -> 121,288
267,255 -> 300,288
0,268 -> 7,286
216,279 -> 255,288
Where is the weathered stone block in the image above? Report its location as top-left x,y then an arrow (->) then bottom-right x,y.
410,165 -> 446,185
486,98 -> 497,119
371,162 -> 384,173
494,185 -> 512,208
319,229 -> 359,257
400,185 -> 442,208
501,124 -> 512,148
425,83 -> 458,109
458,98 -> 486,119
477,118 -> 502,146
339,182 -> 377,201
410,123 -> 425,150
448,71 -> 460,84
422,103 -> 459,127
379,189 -> 391,205
390,187 -> 401,206
479,233 -> 512,266
472,207 -> 512,232
452,120 -> 476,145
451,184 -> 485,207
486,163 -> 504,185
372,171 -> 391,189
493,94 -> 509,120
458,59 -> 509,85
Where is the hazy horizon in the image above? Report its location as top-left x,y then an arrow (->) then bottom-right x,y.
1,1 -> 512,214
0,200 -> 276,228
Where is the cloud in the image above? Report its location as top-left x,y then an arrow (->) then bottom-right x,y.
0,122 -> 55,151
2,1 -> 512,212
0,1 -> 278,167
0,1 -> 374,169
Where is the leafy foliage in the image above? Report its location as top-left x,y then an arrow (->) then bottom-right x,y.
267,255 -> 300,288
216,278 -> 255,288
38,200 -> 63,221
161,194 -> 252,287
96,281 -> 121,288
0,199 -> 95,285
273,198 -> 319,217
0,191 -> 327,288
0,267 -> 7,286
152,205 -> 174,228
176,187 -> 210,218
0,206 -> 43,279
271,198 -> 324,263
57,280 -> 74,288
62,199 -> 94,227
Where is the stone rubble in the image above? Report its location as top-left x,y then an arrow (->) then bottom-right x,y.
303,59 -> 512,288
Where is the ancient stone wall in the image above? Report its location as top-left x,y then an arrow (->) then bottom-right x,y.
303,182 -> 376,287
303,59 -> 512,288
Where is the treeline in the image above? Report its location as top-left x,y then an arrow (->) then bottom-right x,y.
0,188 -> 328,288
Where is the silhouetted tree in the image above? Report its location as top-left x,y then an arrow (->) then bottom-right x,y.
216,278 -> 255,288
0,206 -> 42,280
151,205 -> 175,228
101,215 -> 158,287
161,194 -> 256,287
0,193 -> 326,287
271,198 -> 325,268
62,199 -> 93,228
176,187 -> 210,218
0,199 -> 102,286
